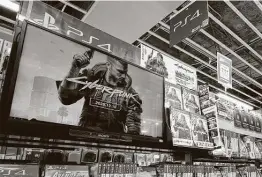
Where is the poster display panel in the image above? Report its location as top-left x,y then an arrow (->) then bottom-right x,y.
140,44 -> 197,90
164,81 -> 183,110
44,165 -> 89,177
9,24 -> 164,138
170,109 -> 193,147
182,88 -> 200,114
0,164 -> 39,177
191,114 -> 213,148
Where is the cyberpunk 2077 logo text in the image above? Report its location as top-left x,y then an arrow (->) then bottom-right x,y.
50,171 -> 89,177
66,77 -> 140,105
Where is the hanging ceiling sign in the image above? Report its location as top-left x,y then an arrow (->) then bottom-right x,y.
170,1 -> 209,46
217,52 -> 232,89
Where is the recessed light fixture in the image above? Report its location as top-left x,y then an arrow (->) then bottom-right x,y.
0,0 -> 20,12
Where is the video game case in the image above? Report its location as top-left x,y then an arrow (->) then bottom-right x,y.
106,163 -> 111,177
98,163 -> 102,177
100,149 -> 113,163
101,163 -> 107,177
81,148 -> 98,163
114,163 -> 119,177
108,163 -> 114,177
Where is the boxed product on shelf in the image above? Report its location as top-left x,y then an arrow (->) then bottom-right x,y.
135,153 -> 147,166
136,166 -> 156,177
242,136 -> 256,159
170,109 -> 193,147
67,148 -> 82,164
239,136 -> 250,159
99,149 -> 113,163
23,148 -> 45,162
248,113 -> 256,131
165,81 -> 183,110
182,88 -> 201,114
190,113 -> 213,148
233,108 -> 242,128
113,152 -> 132,163
253,141 -> 261,159
81,148 -> 98,163
241,110 -> 250,129
254,117 -> 262,133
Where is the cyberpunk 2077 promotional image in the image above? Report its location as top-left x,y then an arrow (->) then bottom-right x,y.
10,25 -> 164,138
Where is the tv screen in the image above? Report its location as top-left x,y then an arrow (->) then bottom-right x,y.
44,165 -> 89,177
0,164 -> 39,177
8,23 -> 164,138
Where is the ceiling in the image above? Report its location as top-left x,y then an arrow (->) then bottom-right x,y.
1,1 -> 262,109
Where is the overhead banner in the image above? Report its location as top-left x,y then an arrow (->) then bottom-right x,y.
20,1 -> 141,65
217,52 -> 232,88
170,1 -> 209,46
141,44 -> 197,90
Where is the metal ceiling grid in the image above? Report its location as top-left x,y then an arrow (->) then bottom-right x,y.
135,0 -> 262,108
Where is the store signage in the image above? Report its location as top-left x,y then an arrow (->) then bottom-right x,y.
0,165 -> 39,177
170,1 -> 209,46
217,52 -> 232,88
20,1 -> 141,65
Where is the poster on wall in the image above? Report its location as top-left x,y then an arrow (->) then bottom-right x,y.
164,81 -> 183,110
0,164 -> 39,177
170,109 -> 193,147
9,24 -> 164,138
44,165 -> 89,177
190,114 -> 213,148
182,88 -> 200,114
140,44 -> 197,90
20,1 -> 141,65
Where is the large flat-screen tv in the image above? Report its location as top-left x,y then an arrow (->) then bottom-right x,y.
0,21 -> 164,144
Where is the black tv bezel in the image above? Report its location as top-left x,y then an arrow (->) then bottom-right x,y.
0,20 -> 166,146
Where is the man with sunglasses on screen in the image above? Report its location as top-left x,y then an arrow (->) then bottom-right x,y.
58,49 -> 142,135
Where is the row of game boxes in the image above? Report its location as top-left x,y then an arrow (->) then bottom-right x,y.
97,163 -> 137,177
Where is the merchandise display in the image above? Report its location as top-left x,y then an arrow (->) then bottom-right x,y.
3,0 -> 262,174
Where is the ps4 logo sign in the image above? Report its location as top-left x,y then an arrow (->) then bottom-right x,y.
173,9 -> 201,32
33,12 -> 112,53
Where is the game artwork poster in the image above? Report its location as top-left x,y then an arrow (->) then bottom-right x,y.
170,109 -> 193,147
182,88 -> 200,115
140,44 -> 197,91
44,165 -> 89,177
9,24 -> 164,138
164,81 -> 183,110
241,136 -> 256,159
0,164 -> 39,177
239,137 -> 249,159
190,114 -> 213,148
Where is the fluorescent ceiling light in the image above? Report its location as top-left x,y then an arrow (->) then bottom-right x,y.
216,93 -> 254,110
0,0 -> 20,12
